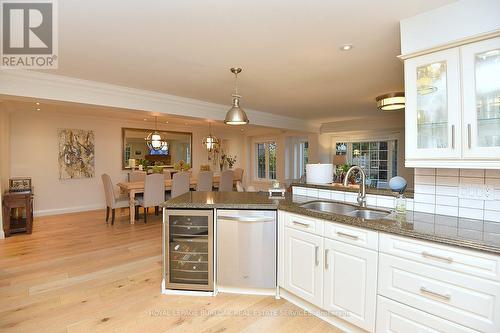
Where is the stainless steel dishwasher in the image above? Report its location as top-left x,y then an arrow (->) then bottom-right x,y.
216,210 -> 277,293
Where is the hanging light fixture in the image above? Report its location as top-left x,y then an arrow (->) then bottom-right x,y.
376,92 -> 405,111
202,122 -> 220,152
145,117 -> 168,152
224,67 -> 250,125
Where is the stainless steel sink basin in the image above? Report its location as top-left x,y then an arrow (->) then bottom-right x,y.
300,200 -> 390,220
300,201 -> 357,215
346,209 -> 390,220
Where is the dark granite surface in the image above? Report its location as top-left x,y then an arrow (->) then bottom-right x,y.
162,192 -> 500,254
290,182 -> 415,198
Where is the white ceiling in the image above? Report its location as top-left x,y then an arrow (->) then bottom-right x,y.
49,0 -> 454,122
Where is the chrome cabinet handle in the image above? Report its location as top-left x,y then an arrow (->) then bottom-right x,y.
293,220 -> 310,228
451,125 -> 455,149
420,286 -> 451,301
337,231 -> 359,240
467,124 -> 472,149
324,249 -> 329,270
422,251 -> 453,264
315,246 -> 319,266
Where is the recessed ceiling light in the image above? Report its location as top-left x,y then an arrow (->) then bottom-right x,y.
36,108 -> 40,111
36,102 -> 40,105
165,121 -> 169,124
340,44 -> 353,51
143,118 -> 147,121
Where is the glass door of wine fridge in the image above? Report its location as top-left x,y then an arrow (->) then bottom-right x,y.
164,209 -> 213,291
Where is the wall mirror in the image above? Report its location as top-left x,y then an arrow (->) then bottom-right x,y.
122,128 -> 192,170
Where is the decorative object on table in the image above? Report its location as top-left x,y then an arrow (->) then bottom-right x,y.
224,154 -> 237,169
2,191 -> 34,237
219,152 -> 227,172
224,67 -> 250,125
376,92 -> 405,111
200,164 -> 211,171
138,159 -> 149,171
389,176 -> 408,214
128,158 -> 136,169
9,177 -> 32,192
202,122 -> 220,152
145,117 -> 169,152
58,128 -> 95,179
338,163 -> 356,184
269,181 -> 286,198
151,163 -> 164,174
305,163 -> 333,184
174,159 -> 190,172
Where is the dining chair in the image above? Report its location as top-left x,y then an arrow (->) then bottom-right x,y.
196,171 -> 213,191
171,172 -> 190,198
233,168 -> 244,181
236,181 -> 245,192
129,170 -> 147,182
101,173 -> 135,225
163,169 -> 172,180
136,173 -> 164,223
218,170 -> 234,192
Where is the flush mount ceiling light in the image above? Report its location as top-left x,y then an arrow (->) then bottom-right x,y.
224,67 -> 249,125
376,92 -> 405,111
145,116 -> 168,152
202,122 -> 220,152
340,44 -> 353,51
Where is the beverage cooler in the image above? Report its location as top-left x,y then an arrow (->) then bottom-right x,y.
164,210 -> 213,291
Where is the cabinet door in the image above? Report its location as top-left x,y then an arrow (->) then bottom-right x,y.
283,227 -> 323,307
462,37 -> 500,158
405,48 -> 461,161
323,239 -> 378,332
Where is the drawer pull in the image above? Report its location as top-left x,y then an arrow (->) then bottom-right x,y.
422,251 -> 453,264
420,287 -> 451,301
315,246 -> 319,266
337,231 -> 359,240
292,220 -> 310,228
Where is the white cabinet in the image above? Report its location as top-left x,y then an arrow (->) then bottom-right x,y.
405,37 -> 500,168
323,238 -> 378,332
283,227 -> 323,307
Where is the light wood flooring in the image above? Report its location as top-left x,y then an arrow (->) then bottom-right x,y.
0,209 -> 343,333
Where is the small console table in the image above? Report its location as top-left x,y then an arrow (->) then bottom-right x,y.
2,191 -> 34,237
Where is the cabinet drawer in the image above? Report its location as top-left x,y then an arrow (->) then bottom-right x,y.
379,233 -> 500,281
378,253 -> 500,333
376,296 -> 480,333
324,221 -> 378,250
284,212 -> 323,236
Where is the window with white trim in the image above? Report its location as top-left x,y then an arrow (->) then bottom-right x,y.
255,141 -> 277,181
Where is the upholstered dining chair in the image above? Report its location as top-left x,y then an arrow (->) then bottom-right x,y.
136,173 -> 164,223
163,169 -> 172,180
171,172 -> 190,198
233,168 -> 244,181
196,171 -> 213,191
129,170 -> 147,182
101,173 -> 135,225
236,181 -> 245,192
218,170 -> 234,192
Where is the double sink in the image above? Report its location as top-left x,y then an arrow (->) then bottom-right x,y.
300,200 -> 390,220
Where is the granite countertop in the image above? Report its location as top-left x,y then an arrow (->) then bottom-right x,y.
290,181 -> 415,198
163,192 -> 500,254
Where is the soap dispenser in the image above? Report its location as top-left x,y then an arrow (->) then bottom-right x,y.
389,176 -> 408,214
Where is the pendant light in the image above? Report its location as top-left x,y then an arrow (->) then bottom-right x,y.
224,67 -> 250,125
376,92 -> 405,111
145,117 -> 168,152
202,122 -> 220,152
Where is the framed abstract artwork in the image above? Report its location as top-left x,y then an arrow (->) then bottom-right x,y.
58,129 -> 95,179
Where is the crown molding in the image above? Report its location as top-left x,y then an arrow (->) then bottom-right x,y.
0,70 -> 319,133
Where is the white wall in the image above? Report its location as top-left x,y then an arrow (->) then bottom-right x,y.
0,107 -> 10,238
9,108 -> 246,216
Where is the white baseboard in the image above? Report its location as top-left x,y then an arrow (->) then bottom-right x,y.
34,204 -> 105,217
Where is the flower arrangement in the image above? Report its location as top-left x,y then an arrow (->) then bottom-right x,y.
200,164 -> 211,171
224,155 -> 237,169
174,160 -> 191,172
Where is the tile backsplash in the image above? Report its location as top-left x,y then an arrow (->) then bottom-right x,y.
414,168 -> 500,221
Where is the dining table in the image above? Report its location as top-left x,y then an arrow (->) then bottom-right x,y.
117,174 -> 233,224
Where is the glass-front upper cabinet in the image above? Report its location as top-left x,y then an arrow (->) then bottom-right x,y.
405,47 -> 462,161
462,37 -> 500,158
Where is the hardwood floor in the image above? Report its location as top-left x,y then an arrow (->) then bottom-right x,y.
0,209 -> 343,333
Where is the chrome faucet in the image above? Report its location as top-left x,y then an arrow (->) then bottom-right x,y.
343,165 -> 367,208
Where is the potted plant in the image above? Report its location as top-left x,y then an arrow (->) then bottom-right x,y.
174,160 -> 191,172
338,163 -> 356,185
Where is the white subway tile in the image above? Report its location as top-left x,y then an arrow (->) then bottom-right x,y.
318,189 -> 331,200
459,198 -> 485,209
415,175 -> 436,185
458,228 -> 482,240
331,191 -> 345,201
345,192 -> 358,204
414,202 -> 435,214
486,170 -> 500,179
306,188 -> 319,198
436,176 -> 459,186
293,186 -> 307,196
435,195 -> 458,206
406,199 -> 414,211
414,184 -> 436,194
485,201 -> 500,212
415,168 -> 436,176
495,190 -> 500,200
484,210 -> 500,222
435,205 -> 459,217
459,169 -> 485,178
436,185 -> 459,196
458,207 -> 484,220
366,194 -> 377,206
460,177 -> 485,185
377,196 -> 395,209
414,193 -> 435,204
436,168 -> 459,176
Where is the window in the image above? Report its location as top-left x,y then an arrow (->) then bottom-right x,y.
255,141 -> 277,180
335,140 -> 397,189
300,141 -> 308,176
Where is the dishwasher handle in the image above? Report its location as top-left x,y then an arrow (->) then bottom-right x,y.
218,215 -> 276,223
